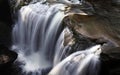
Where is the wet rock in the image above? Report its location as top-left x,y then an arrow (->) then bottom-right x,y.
64,27 -> 75,46
63,17 -> 96,52
100,47 -> 120,75
9,0 -> 35,12
86,0 -> 120,21
0,55 -> 10,64
0,44 -> 17,67
64,13 -> 120,47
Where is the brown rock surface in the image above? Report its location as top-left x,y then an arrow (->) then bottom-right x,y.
64,14 -> 120,48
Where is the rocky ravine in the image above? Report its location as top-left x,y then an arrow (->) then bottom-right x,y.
63,0 -> 120,74
0,0 -> 120,75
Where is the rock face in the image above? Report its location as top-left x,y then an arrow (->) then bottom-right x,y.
9,0 -> 30,12
100,48 -> 120,75
64,14 -> 120,49
86,0 -> 120,24
63,1 -> 120,75
63,16 -> 97,50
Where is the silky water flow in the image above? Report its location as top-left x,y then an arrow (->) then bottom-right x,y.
12,1 -> 101,75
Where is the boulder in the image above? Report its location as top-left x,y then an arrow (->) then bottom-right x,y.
64,13 -> 120,47
0,44 -> 17,68
63,17 -> 96,51
85,0 -> 120,18
0,44 -> 17,75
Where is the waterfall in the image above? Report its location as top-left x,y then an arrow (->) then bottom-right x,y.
12,0 -> 101,75
12,2 -> 66,74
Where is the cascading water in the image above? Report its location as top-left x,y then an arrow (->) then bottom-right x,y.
49,45 -> 101,75
12,0 -> 101,75
12,2 -> 67,74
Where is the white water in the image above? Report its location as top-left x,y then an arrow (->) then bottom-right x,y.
49,45 -> 101,75
31,0 -> 82,5
12,2 -> 66,74
12,0 -> 101,75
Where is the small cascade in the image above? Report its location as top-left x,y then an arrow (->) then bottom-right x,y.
53,27 -> 72,66
49,45 -> 101,75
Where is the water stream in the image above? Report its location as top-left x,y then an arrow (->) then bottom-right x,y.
12,0 -> 101,75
